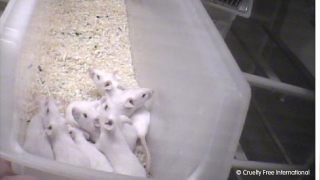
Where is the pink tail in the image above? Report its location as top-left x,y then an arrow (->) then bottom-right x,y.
140,136 -> 151,174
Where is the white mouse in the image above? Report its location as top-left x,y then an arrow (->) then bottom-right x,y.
45,119 -> 91,168
23,97 -> 55,159
88,69 -> 125,97
66,101 -> 100,142
19,97 -> 43,146
65,100 -> 100,127
67,125 -> 114,172
18,118 -> 31,146
42,97 -> 66,127
100,90 -> 154,151
99,88 -> 153,169
95,114 -> 146,177
70,103 -> 100,143
99,111 -> 138,151
100,88 -> 154,117
130,107 -> 152,174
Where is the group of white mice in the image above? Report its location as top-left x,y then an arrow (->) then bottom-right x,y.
22,69 -> 154,178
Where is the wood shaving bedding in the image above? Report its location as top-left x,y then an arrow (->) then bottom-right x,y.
16,0 -> 138,117
15,0 -> 147,172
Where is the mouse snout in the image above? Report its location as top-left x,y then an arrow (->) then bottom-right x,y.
146,89 -> 154,98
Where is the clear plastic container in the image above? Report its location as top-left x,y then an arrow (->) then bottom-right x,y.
203,4 -> 236,38
0,0 -> 251,179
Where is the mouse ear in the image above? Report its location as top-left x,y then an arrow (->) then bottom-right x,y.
93,118 -> 100,128
45,124 -> 53,136
72,107 -> 81,121
117,84 -> 126,90
93,102 -> 100,109
119,115 -> 132,125
124,98 -> 134,109
67,125 -> 75,139
66,124 -> 73,131
104,81 -> 113,91
83,131 -> 90,140
104,119 -> 115,131
66,120 -> 79,128
100,96 -> 108,104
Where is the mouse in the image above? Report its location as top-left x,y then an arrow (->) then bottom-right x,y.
100,87 -> 153,117
70,104 -> 101,143
88,69 -> 125,97
67,125 -> 113,172
45,118 -> 91,168
23,97 -> 55,160
95,114 -> 146,177
130,107 -> 152,174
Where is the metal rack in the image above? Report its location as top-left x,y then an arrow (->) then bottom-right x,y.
227,15 -> 315,180
202,0 -> 253,18
233,72 -> 315,170
201,1 -> 316,179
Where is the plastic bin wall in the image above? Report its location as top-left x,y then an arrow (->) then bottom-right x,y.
0,0 -> 251,179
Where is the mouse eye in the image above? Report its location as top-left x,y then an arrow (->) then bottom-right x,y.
96,75 -> 100,80
84,113 -> 88,118
105,82 -> 110,87
48,125 -> 52,130
69,131 -> 73,135
142,93 -> 146,98
46,108 -> 50,114
27,119 -> 31,123
105,105 -> 108,110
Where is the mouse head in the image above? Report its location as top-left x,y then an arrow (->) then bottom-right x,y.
88,69 -> 124,95
45,97 -> 60,115
99,88 -> 153,116
45,120 -> 63,137
99,116 -> 115,131
41,97 -> 64,127
98,109 -> 132,131
67,125 -> 90,141
72,105 -> 100,129
122,88 -> 154,109
98,100 -> 116,131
